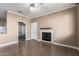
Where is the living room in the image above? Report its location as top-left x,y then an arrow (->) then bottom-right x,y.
0,3 -> 79,56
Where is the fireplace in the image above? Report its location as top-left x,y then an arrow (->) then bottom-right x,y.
42,32 -> 51,42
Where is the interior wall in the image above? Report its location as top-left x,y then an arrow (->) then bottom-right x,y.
0,12 -> 31,45
32,6 -> 77,47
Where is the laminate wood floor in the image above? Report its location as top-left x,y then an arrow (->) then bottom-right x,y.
0,40 -> 79,56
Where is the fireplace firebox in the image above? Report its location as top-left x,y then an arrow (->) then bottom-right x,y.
42,32 -> 51,42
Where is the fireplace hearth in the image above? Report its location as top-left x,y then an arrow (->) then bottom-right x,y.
42,32 -> 51,42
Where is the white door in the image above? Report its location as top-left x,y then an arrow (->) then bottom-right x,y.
31,22 -> 37,39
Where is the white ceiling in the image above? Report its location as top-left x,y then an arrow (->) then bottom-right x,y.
0,3 -> 75,19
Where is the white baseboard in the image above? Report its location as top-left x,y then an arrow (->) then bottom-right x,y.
33,39 -> 79,51
0,41 -> 18,47
53,43 -> 79,50
0,38 -> 31,47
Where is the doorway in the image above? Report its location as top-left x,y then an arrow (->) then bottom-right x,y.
18,22 -> 26,40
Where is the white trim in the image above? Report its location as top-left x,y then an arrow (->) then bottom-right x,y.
39,29 -> 55,43
32,4 -> 76,19
8,11 -> 31,19
0,39 -> 31,47
7,4 -> 76,20
53,42 -> 79,50
0,41 -> 18,47
33,39 -> 79,51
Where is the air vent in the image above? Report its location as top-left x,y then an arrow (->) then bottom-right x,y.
40,28 -> 52,29
18,11 -> 23,13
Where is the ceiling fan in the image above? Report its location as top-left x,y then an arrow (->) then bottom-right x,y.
29,3 -> 43,11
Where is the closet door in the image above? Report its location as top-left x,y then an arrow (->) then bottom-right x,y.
31,22 -> 37,40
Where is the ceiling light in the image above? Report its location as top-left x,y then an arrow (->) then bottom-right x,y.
30,4 -> 36,8
30,3 -> 39,11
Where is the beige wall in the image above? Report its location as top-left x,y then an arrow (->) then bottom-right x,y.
32,7 -> 77,47
0,12 -> 31,45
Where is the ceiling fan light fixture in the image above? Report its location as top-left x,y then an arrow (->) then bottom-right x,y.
30,3 -> 39,11
30,4 -> 36,7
